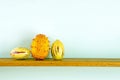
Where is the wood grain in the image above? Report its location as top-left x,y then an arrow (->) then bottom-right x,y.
0,58 -> 120,66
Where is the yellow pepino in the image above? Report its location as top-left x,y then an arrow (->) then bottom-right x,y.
51,40 -> 64,60
10,47 -> 30,59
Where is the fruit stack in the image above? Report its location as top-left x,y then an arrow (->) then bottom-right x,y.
10,34 -> 64,60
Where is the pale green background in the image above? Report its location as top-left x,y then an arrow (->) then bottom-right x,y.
0,0 -> 120,80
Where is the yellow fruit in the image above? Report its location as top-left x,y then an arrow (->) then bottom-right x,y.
31,34 -> 50,60
10,47 -> 30,59
51,40 -> 64,60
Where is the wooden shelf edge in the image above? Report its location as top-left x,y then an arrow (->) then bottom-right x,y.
0,58 -> 120,67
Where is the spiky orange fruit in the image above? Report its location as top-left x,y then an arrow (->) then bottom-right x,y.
31,34 -> 50,60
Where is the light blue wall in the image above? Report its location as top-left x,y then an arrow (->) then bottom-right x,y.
0,0 -> 120,80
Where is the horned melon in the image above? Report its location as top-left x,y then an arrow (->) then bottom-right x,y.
31,34 -> 50,60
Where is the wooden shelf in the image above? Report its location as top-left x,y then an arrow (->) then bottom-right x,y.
1,58 -> 120,67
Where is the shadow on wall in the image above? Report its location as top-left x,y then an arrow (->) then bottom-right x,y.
0,31 -> 35,58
